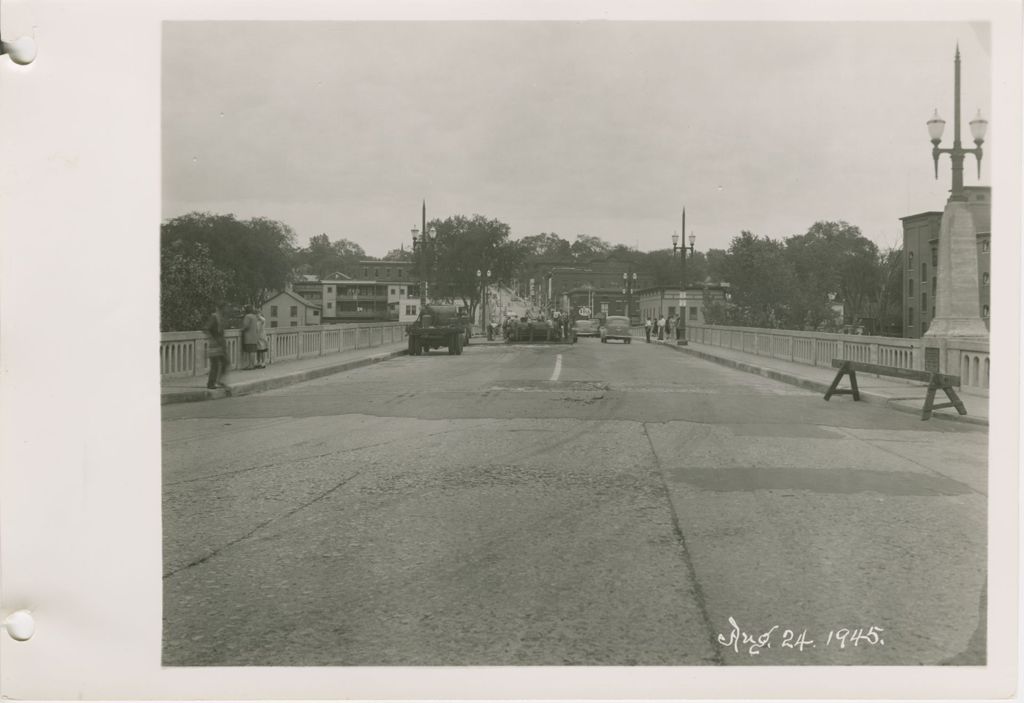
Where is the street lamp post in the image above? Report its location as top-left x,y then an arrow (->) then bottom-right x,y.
927,46 -> 988,202
621,271 -> 637,320
922,45 -> 990,344
672,227 -> 696,346
411,225 -> 437,308
477,268 -> 491,338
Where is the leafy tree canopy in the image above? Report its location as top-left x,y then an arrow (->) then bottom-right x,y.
299,233 -> 366,278
160,241 -> 232,332
423,214 -> 523,315
161,212 -> 296,311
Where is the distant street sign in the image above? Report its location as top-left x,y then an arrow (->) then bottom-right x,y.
578,306 -> 592,317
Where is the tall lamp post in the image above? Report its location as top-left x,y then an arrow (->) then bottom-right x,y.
411,225 -> 437,308
621,271 -> 637,320
927,46 -> 988,202
922,45 -> 990,344
477,268 -> 491,338
672,229 -> 696,345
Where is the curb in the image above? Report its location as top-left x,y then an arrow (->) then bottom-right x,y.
161,348 -> 408,405
658,342 -> 988,428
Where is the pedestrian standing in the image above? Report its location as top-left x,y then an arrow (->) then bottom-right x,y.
204,302 -> 230,390
241,305 -> 259,370
658,315 -> 666,341
255,309 -> 269,368
644,317 -> 652,343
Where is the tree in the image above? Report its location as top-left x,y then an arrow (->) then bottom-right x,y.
720,231 -> 798,328
862,246 -> 904,336
783,221 -> 881,330
300,233 -> 366,278
160,241 -> 232,331
161,212 -> 296,309
705,249 -> 730,283
569,234 -> 612,260
518,232 -> 572,260
424,214 -> 523,318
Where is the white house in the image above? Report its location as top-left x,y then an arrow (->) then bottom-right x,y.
262,290 -> 322,327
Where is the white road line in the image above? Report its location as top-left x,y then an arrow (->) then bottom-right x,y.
549,353 -> 563,382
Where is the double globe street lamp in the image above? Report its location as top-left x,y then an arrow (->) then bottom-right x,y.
411,225 -> 437,307
926,46 -> 987,201
671,230 -> 696,345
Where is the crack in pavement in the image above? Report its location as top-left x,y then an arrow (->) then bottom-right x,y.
642,422 -> 725,665
163,471 -> 363,580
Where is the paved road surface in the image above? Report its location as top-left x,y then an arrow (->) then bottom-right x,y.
162,338 -> 987,665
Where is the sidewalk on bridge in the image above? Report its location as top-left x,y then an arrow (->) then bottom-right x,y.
652,338 -> 989,427
161,341 -> 409,405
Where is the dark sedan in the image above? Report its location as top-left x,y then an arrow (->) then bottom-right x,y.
572,319 -> 602,338
600,316 -> 633,344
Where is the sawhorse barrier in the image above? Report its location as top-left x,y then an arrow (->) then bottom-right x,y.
824,359 -> 967,421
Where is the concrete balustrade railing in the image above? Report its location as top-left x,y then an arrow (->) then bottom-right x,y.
160,322 -> 407,378
627,322 -> 989,394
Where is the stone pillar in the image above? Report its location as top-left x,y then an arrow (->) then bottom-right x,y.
923,199 -> 989,339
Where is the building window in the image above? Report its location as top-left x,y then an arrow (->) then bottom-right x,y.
981,240 -> 990,253
400,287 -> 405,296
406,305 -> 416,316
982,305 -> 990,318
290,321 -> 298,327
932,278 -> 937,294
375,268 -> 380,277
668,306 -> 676,316
908,308 -> 915,325
328,301 -> 333,309
908,251 -> 914,268
932,248 -> 938,267
290,306 -> 298,317
363,267 -> 368,277
270,305 -> 278,317
908,279 -> 914,296
313,310 -> 319,317
270,321 -> 278,328
390,288 -> 396,295
921,262 -> 927,281
921,292 -> 927,314
982,272 -> 989,285
386,268 -> 392,278
690,306 -> 698,320
327,286 -> 333,293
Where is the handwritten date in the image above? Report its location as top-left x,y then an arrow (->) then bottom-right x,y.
717,617 -> 885,656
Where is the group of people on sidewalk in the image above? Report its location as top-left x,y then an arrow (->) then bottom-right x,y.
203,304 -> 269,390
643,315 -> 676,343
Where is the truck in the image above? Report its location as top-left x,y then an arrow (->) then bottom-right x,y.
406,304 -> 470,356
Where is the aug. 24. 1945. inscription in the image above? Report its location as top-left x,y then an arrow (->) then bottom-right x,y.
717,617 -> 886,656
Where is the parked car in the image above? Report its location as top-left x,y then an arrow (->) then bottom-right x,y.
572,319 -> 602,338
600,315 -> 632,344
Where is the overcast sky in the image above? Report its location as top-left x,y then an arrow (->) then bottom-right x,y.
163,20 -> 992,258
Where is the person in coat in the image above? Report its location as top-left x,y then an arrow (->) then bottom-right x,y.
255,310 -> 269,368
204,302 -> 230,390
644,317 -> 653,343
240,305 -> 259,369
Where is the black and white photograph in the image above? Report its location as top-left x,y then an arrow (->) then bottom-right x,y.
158,18 -> 998,668
1,1 -> 1021,700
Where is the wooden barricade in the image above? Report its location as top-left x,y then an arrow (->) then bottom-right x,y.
824,359 -> 967,421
